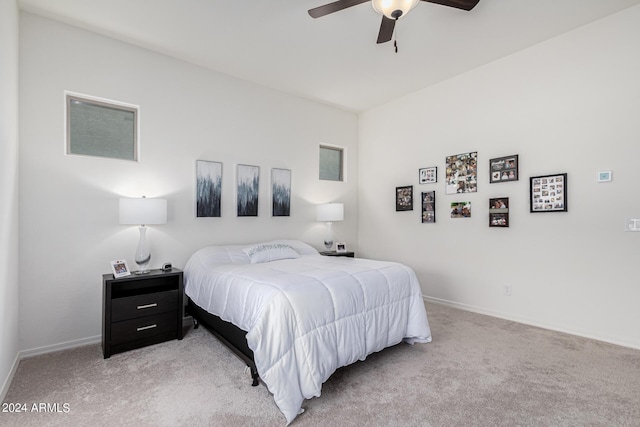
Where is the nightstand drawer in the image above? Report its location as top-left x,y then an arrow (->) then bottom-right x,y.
110,311 -> 177,345
111,290 -> 178,322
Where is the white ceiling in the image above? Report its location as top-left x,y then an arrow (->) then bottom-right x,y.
18,0 -> 640,112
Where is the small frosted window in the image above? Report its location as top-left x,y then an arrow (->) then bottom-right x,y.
66,94 -> 138,161
319,145 -> 343,181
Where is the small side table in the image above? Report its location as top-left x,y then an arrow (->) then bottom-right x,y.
320,251 -> 355,258
102,268 -> 184,358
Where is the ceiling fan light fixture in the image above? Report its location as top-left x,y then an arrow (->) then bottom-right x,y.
372,0 -> 419,20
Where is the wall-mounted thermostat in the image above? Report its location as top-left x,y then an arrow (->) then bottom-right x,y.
597,171 -> 612,182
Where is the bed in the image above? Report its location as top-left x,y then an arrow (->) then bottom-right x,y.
184,239 -> 432,424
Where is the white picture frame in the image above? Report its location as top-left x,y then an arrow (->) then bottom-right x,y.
445,151 -> 477,194
419,166 -> 437,184
111,259 -> 131,278
336,242 -> 347,253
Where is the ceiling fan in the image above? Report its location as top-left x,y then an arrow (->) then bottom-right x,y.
308,0 -> 480,44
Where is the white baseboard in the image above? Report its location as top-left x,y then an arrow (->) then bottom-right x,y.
20,335 -> 101,359
0,352 -> 20,403
423,296 -> 640,351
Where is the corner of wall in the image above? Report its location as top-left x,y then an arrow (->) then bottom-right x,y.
0,353 -> 20,403
0,0 -> 21,404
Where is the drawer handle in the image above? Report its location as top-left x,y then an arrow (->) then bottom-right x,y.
137,303 -> 158,310
136,324 -> 157,332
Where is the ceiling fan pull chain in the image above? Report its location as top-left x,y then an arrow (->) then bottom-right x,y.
394,22 -> 398,53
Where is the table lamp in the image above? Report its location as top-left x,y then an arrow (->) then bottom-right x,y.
119,196 -> 167,274
316,202 -> 344,250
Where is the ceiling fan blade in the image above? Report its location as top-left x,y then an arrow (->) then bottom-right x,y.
421,0 -> 480,11
376,16 -> 396,44
308,0 -> 370,18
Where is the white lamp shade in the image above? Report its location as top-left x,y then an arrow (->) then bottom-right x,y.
316,203 -> 344,222
372,0 -> 419,19
119,197 -> 167,225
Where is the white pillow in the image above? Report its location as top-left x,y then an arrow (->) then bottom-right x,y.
242,243 -> 300,264
269,239 -> 320,256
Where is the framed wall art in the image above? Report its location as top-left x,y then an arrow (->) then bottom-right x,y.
396,186 -> 413,211
271,168 -> 291,217
196,160 -> 222,217
530,173 -> 567,213
237,164 -> 259,217
421,191 -> 436,223
419,167 -> 437,184
490,155 -> 519,183
489,197 -> 509,227
445,152 -> 477,194
450,202 -> 471,218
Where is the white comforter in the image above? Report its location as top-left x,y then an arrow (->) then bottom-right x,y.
184,240 -> 431,424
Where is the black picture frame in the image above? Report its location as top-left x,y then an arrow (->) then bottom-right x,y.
490,154 -> 519,183
396,186 -> 413,211
489,197 -> 509,227
237,164 -> 259,217
271,168 -> 291,217
196,160 -> 222,218
421,191 -> 436,223
530,173 -> 567,213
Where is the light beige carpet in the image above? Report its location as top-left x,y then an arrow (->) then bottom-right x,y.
3,302 -> 640,426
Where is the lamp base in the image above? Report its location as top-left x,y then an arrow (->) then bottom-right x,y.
134,226 -> 152,274
134,259 -> 151,274
323,222 -> 334,250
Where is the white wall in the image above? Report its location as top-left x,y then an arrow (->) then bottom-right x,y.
359,5 -> 640,349
18,13 -> 358,352
0,0 -> 20,400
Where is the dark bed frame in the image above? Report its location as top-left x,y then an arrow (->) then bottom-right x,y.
187,297 -> 260,386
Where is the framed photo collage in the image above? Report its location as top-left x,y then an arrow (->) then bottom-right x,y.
397,152 -> 568,227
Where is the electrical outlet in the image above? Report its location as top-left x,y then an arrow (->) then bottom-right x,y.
625,218 -> 640,232
503,284 -> 512,296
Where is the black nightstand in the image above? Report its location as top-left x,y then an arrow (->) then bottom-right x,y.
102,269 -> 184,358
320,251 -> 355,258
